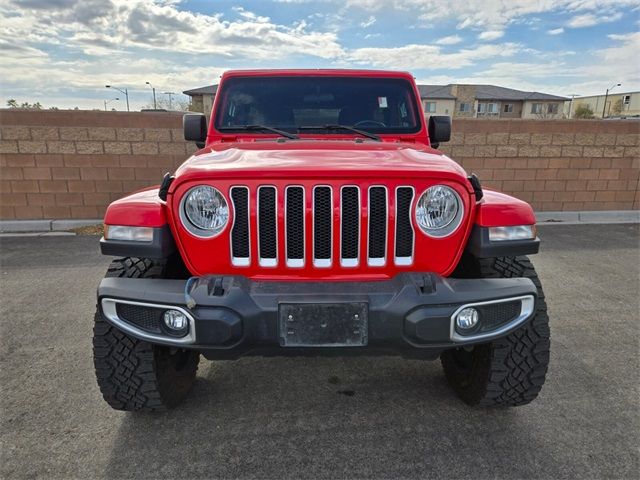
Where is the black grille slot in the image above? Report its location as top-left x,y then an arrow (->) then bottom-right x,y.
230,187 -> 250,261
286,187 -> 304,262
313,186 -> 332,263
341,187 -> 359,262
477,300 -> 521,332
395,187 -> 414,260
368,187 -> 387,262
258,186 -> 277,262
116,303 -> 163,334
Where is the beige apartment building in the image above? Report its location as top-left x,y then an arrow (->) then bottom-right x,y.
567,91 -> 639,118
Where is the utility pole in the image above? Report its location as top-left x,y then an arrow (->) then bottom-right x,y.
105,85 -> 130,111
602,83 -> 621,118
164,92 -> 176,110
146,81 -> 157,109
567,94 -> 579,119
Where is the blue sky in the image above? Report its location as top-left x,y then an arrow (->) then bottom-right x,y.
1,0 -> 638,110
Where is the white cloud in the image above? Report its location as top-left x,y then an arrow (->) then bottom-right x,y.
346,0 -> 634,29
547,28 -> 564,35
566,12 -> 622,28
0,0 -> 344,59
347,42 -> 521,70
435,35 -> 463,45
360,15 -> 376,28
478,30 -> 504,41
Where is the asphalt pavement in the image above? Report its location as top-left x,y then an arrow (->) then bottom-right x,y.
1,224 -> 638,479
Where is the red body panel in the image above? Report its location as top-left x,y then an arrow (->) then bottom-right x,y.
167,177 -> 475,281
172,141 -> 470,185
474,189 -> 536,227
104,187 -> 167,227
103,69 -> 537,281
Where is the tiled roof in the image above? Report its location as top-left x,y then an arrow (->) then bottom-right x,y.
473,84 -> 567,101
183,85 -> 218,96
416,85 -> 456,99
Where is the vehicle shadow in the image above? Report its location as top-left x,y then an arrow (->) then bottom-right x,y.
104,356 -> 557,479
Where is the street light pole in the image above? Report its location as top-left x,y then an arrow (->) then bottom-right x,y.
164,92 -> 176,110
602,83 -> 621,118
104,97 -> 120,111
105,85 -> 130,112
145,81 -> 157,109
567,94 -> 579,119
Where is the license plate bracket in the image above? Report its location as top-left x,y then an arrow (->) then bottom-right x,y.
279,303 -> 368,347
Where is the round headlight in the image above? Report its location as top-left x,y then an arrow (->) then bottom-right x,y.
180,185 -> 229,237
415,185 -> 463,237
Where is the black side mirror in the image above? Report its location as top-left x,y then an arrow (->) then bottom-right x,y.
183,113 -> 207,148
428,115 -> 451,148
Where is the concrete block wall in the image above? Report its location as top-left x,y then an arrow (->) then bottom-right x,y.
0,110 -> 638,220
439,120 -> 638,211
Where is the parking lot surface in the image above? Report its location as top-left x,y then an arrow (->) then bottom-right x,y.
1,224 -> 638,479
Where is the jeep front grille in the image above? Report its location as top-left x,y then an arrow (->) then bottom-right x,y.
229,184 -> 415,269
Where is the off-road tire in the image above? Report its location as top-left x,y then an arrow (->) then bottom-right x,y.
93,257 -> 199,411
441,256 -> 550,407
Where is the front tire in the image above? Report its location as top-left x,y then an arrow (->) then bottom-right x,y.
441,256 -> 550,407
93,258 -> 199,411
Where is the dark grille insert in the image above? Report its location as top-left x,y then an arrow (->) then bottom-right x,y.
368,187 -> 387,261
395,187 -> 414,259
286,187 -> 304,261
477,300 -> 521,332
314,186 -> 332,262
258,186 -> 277,261
341,187 -> 359,261
230,187 -> 250,260
116,303 -> 162,334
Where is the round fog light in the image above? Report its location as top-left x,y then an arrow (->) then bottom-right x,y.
163,309 -> 189,334
456,308 -> 479,330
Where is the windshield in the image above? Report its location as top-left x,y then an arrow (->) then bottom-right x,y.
214,76 -> 422,135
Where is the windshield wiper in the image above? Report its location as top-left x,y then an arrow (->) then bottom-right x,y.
218,124 -> 299,139
298,124 -> 381,142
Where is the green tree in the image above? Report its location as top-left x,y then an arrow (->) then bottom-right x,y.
7,99 -> 18,108
574,103 -> 594,119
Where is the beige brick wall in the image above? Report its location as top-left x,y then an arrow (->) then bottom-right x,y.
0,110 -> 638,220
439,119 -> 639,211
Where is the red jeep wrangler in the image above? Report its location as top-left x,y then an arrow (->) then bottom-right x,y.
94,69 -> 550,411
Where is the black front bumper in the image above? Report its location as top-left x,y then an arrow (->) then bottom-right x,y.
97,273 -> 537,359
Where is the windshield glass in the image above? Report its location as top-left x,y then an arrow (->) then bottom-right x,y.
214,76 -> 422,134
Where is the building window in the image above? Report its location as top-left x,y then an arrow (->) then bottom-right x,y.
477,103 -> 499,116
547,103 -> 559,115
488,103 -> 498,113
425,101 -> 437,113
459,102 -> 471,112
531,103 -> 543,114
503,104 -> 513,113
623,95 -> 631,105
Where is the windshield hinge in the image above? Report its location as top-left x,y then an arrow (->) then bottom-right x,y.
158,173 -> 174,201
468,174 -> 483,202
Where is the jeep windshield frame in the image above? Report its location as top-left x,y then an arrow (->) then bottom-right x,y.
213,75 -> 423,137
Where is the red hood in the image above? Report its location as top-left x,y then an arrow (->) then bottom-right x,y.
173,140 -> 470,189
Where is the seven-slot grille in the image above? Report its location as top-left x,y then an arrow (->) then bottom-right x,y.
229,185 -> 415,268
